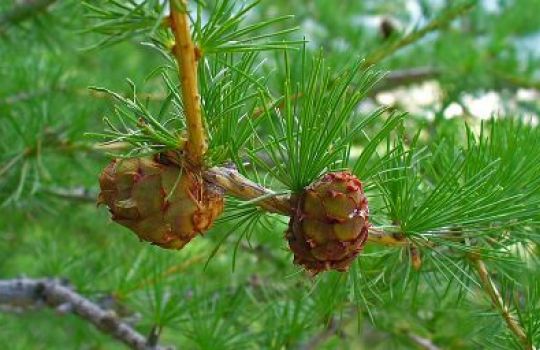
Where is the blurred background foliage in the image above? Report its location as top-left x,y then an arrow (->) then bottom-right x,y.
1,0 -> 540,349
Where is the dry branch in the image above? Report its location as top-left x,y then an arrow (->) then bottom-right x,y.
407,333 -> 442,350
0,278 -> 172,350
204,166 -> 293,215
370,67 -> 440,95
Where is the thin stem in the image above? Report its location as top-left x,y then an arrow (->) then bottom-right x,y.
42,187 -> 97,203
204,166 -> 293,215
204,167 -> 425,247
363,2 -> 475,67
169,0 -> 206,166
367,227 -> 409,246
407,333 -> 442,350
472,258 -> 531,349
369,67 -> 440,96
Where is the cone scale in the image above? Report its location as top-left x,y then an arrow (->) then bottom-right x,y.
98,154 -> 224,249
286,171 -> 369,274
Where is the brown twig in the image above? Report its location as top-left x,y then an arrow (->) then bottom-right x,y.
366,227 -> 409,246
363,2 -> 475,68
169,0 -> 206,166
0,278 -> 172,350
204,166 -> 293,215
369,67 -> 441,96
204,167 -> 433,248
471,258 -> 531,349
492,70 -> 540,91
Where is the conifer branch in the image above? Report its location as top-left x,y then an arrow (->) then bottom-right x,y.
169,0 -> 206,166
43,187 -> 97,203
406,333 -> 442,350
0,278 -> 172,350
363,2 -> 475,67
204,168 -> 445,248
370,67 -> 440,95
471,258 -> 532,350
204,166 -> 293,215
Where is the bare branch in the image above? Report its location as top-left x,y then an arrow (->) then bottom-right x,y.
370,67 -> 441,95
43,187 -> 97,203
296,318 -> 347,350
0,278 -> 172,350
407,333 -> 442,350
204,166 -> 293,215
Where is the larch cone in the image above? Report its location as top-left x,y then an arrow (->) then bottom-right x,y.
286,171 -> 369,274
98,154 -> 224,249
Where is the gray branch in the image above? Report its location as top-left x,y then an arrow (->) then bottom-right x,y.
43,187 -> 98,203
407,333 -> 442,350
370,67 -> 441,95
0,278 -> 172,350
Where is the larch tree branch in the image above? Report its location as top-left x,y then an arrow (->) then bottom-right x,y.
0,278 -> 172,350
363,2 -> 475,67
169,0 -> 207,166
204,166 -> 293,215
471,258 -> 532,350
407,333 -> 442,350
369,67 -> 441,96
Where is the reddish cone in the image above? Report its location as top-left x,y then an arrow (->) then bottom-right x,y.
286,171 -> 369,274
98,155 -> 224,249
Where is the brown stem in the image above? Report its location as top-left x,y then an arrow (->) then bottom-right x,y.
203,167 -> 427,248
204,166 -> 293,215
369,67 -> 441,96
363,2 -> 474,68
471,258 -> 531,349
367,227 -> 409,246
0,278 -> 171,350
169,0 -> 206,166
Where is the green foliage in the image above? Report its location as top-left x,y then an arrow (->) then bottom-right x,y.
192,0 -> 301,54
82,0 -> 167,49
1,0 -> 540,349
250,50 -> 389,191
88,80 -> 184,157
378,120 -> 540,237
201,52 -> 266,166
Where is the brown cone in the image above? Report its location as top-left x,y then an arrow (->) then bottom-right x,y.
286,171 -> 369,274
98,155 -> 224,249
